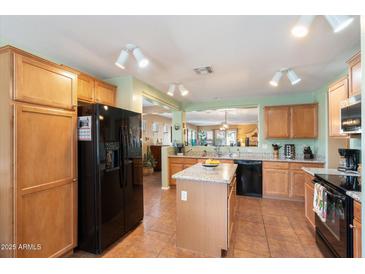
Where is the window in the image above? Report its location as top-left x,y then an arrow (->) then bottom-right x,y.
226,129 -> 237,146
214,130 -> 226,146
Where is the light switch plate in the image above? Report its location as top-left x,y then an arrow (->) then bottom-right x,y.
181,190 -> 188,201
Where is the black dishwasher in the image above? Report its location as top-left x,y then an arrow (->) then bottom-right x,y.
234,160 -> 262,197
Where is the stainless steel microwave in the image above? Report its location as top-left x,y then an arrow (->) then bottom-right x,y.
340,95 -> 361,134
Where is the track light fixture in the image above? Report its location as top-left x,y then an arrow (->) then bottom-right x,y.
166,83 -> 189,97
270,68 -> 301,87
291,15 -> 354,38
115,44 -> 149,69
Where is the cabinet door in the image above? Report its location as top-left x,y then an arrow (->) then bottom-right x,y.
353,219 -> 362,258
348,52 -> 361,97
15,104 -> 77,257
77,74 -> 95,102
290,104 -> 318,138
13,53 -> 77,110
304,181 -> 315,230
328,78 -> 348,137
95,80 -> 116,106
263,169 -> 289,198
289,170 -> 306,201
264,106 -> 290,138
169,163 -> 184,186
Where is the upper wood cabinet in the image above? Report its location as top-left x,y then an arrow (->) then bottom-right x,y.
95,80 -> 116,106
328,77 -> 348,137
264,104 -> 318,139
13,53 -> 77,110
77,73 -> 95,102
264,106 -> 290,138
347,52 -> 361,97
290,104 -> 318,138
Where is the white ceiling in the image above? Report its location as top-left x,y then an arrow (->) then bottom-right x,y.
146,107 -> 258,126
0,15 -> 360,103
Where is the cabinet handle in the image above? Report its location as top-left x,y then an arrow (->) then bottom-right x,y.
349,224 -> 356,229
72,178 -> 77,182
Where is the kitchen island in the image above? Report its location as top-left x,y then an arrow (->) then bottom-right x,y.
172,163 -> 237,257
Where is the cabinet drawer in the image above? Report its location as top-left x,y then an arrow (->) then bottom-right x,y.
263,161 -> 289,170
354,201 -> 361,222
169,157 -> 197,165
13,53 -> 77,110
289,162 -> 324,170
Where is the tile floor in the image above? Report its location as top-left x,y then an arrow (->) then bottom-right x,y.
72,172 -> 323,258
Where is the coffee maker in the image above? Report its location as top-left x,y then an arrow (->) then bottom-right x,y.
175,143 -> 184,156
337,148 -> 361,174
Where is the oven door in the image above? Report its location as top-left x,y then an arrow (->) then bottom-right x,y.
315,184 -> 348,257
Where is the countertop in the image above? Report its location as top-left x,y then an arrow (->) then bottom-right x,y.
302,167 -> 361,203
169,154 -> 325,164
172,163 -> 238,184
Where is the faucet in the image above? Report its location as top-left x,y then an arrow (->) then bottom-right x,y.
184,148 -> 193,155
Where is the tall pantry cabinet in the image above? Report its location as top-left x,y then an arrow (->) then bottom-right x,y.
0,46 -> 78,258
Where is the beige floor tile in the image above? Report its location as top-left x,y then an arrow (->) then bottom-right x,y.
262,214 -> 291,227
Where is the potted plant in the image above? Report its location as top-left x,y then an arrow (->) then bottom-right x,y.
143,146 -> 157,176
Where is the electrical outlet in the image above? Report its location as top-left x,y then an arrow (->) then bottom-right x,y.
181,190 -> 188,201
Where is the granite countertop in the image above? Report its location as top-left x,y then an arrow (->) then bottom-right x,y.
302,167 -> 361,203
169,154 -> 325,164
301,167 -> 360,177
172,163 -> 238,184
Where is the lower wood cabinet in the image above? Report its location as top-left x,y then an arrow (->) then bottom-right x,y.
263,161 -> 323,201
353,201 -> 362,258
304,173 -> 315,230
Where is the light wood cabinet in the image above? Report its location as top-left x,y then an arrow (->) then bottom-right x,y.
304,173 -> 315,230
347,52 -> 361,97
13,53 -> 77,110
263,161 -> 323,201
169,157 -> 198,186
77,73 -> 95,102
264,106 -> 290,138
263,168 -> 289,198
264,104 -> 318,139
353,201 -> 362,258
290,104 -> 318,138
0,46 -> 77,258
95,80 -> 116,106
328,77 -> 348,137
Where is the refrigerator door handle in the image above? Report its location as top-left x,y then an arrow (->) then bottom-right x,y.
119,127 -> 125,188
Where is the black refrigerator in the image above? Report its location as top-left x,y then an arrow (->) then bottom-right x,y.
77,103 -> 143,254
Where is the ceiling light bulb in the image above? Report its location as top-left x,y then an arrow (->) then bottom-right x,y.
115,49 -> 129,69
167,84 -> 175,96
287,69 -> 301,85
132,47 -> 149,68
270,71 -> 282,87
325,15 -> 354,33
291,15 -> 315,38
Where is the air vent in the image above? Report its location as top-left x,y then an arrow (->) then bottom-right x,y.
193,66 -> 213,75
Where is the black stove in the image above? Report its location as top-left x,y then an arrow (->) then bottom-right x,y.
315,174 -> 361,194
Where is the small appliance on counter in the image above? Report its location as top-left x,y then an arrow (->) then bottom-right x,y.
303,146 -> 314,159
337,148 -> 360,174
284,144 -> 295,160
175,143 -> 184,156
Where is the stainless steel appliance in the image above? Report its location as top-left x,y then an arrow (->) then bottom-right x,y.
77,103 -> 143,254
284,144 -> 295,160
341,95 -> 361,134
337,148 -> 360,174
314,174 -> 361,258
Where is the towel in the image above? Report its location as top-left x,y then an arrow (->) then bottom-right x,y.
313,183 -> 327,222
